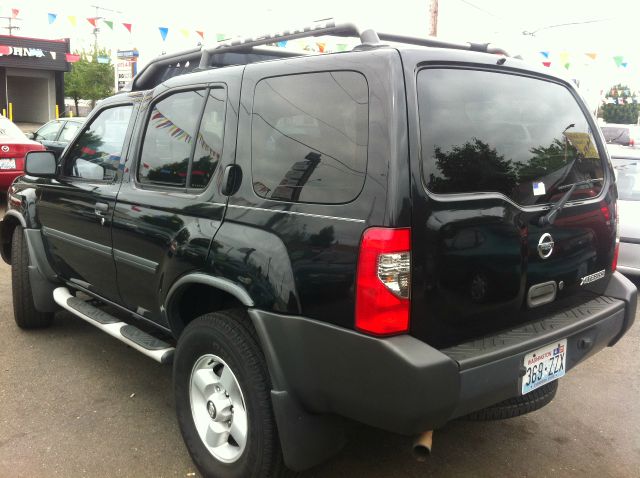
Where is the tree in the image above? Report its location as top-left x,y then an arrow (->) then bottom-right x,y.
600,84 -> 639,124
64,49 -> 115,116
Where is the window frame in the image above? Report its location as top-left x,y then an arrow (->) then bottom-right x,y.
249,69 -> 370,205
35,120 -> 63,142
133,83 -> 227,195
414,64 -> 611,210
58,120 -> 83,143
60,103 -> 135,184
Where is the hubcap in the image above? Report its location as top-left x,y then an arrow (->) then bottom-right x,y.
189,354 -> 248,463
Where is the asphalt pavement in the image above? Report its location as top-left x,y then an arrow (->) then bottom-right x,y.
0,260 -> 638,477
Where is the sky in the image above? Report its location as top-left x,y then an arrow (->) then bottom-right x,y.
1,0 -> 638,107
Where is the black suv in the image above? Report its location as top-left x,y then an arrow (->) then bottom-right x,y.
1,21 -> 637,478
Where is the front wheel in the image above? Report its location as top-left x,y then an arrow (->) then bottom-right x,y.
11,227 -> 53,329
173,310 -> 285,478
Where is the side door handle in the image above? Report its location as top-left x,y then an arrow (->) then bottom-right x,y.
221,164 -> 242,196
94,202 -> 109,216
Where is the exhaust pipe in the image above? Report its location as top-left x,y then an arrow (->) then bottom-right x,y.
412,430 -> 433,461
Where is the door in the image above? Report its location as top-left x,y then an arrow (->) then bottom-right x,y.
38,103 -> 135,302
111,72 -> 240,326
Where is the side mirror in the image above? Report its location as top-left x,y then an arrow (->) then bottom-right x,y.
25,132 -> 36,140
25,151 -> 57,177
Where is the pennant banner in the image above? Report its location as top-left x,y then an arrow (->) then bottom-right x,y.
48,13 -> 57,24
122,22 -> 132,33
159,26 -> 169,41
11,9 -> 19,19
540,51 -> 549,58
216,33 -> 226,42
103,20 -> 113,30
180,29 -> 189,39
66,53 -> 81,63
613,55 -> 624,67
542,61 -> 551,67
68,16 -> 77,27
87,17 -> 97,28
196,31 -> 204,40
585,52 -> 597,60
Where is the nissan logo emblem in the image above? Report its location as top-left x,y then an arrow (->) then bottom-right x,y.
538,233 -> 554,259
1,145 -> 9,152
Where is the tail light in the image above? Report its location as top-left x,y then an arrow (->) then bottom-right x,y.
355,227 -> 411,336
612,201 -> 620,272
630,138 -> 635,147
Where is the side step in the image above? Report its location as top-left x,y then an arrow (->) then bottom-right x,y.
53,287 -> 174,364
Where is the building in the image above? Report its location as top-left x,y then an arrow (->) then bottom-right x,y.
0,34 -> 70,123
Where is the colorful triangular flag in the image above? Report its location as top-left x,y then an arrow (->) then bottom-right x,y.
540,51 -> 549,58
68,16 -> 77,27
48,13 -> 57,24
87,17 -> 97,28
122,22 -> 132,33
11,9 -> 19,19
66,53 -> 80,63
159,27 -> 169,41
216,33 -> 226,42
585,52 -> 597,60
103,20 -> 113,30
613,55 -> 624,67
542,61 -> 551,67
564,63 -> 570,70
180,29 -> 189,39
196,31 -> 204,40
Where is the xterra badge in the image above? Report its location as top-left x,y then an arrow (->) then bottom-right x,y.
580,269 -> 605,286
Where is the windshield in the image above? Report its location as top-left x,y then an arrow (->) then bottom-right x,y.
612,156 -> 640,201
418,69 -> 605,206
0,116 -> 27,140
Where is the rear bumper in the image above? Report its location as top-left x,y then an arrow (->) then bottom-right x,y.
0,171 -> 22,189
251,272 -> 636,438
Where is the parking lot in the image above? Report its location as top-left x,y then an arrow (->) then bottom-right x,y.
0,259 -> 638,477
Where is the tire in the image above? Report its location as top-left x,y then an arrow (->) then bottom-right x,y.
11,227 -> 53,329
463,380 -> 559,421
174,309 -> 285,478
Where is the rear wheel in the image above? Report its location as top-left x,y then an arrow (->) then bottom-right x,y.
174,310 -> 285,478
11,227 -> 53,329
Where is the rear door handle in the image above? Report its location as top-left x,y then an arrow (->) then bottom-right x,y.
94,202 -> 109,216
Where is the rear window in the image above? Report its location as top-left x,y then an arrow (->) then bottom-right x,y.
601,126 -> 633,146
418,69 -> 605,206
0,116 -> 27,140
612,156 -> 640,201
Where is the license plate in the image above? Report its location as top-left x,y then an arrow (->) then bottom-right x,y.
0,159 -> 16,169
522,339 -> 567,395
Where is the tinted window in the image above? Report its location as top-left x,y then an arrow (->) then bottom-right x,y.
59,121 -> 82,143
35,121 -> 62,141
251,71 -> 368,203
64,105 -> 133,180
418,69 -> 604,206
139,90 -> 206,187
191,88 -> 226,189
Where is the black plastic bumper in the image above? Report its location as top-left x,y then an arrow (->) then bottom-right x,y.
250,272 -> 636,470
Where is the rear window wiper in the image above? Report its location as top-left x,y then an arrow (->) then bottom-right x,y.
538,178 -> 604,226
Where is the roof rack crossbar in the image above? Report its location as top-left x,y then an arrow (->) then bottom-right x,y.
199,20 -> 379,69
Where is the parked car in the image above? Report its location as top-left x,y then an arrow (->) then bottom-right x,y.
600,123 -> 640,148
0,115 -> 46,191
0,21 -> 637,478
609,145 -> 640,276
29,117 -> 85,157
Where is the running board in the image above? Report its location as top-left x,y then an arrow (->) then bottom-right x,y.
53,287 -> 174,364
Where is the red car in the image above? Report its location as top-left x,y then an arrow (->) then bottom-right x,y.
0,115 -> 46,190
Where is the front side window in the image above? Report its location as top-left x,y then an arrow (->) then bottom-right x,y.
251,71 -> 368,204
35,121 -> 62,141
64,105 -> 133,181
418,69 -> 605,206
138,90 -> 206,187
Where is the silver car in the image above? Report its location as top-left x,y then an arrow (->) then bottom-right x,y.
610,145 -> 640,276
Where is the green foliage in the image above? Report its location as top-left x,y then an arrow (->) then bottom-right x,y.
64,48 -> 115,114
601,84 -> 639,124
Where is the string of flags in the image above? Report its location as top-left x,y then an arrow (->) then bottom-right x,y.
539,51 -> 630,70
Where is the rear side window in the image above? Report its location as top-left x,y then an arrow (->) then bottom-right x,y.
418,69 -> 605,206
138,90 -> 206,187
191,88 -> 226,189
251,71 -> 368,204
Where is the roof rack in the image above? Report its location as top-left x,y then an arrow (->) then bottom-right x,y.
129,19 -> 508,92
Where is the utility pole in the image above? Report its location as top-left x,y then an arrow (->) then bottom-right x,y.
429,0 -> 439,36
90,4 -> 123,52
0,15 -> 20,36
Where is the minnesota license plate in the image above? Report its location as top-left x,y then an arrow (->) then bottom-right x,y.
0,158 -> 16,169
522,339 -> 566,395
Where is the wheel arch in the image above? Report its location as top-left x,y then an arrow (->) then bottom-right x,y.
165,273 -> 254,338
0,211 -> 27,264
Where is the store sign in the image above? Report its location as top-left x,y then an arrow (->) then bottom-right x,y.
0,45 -> 58,60
117,60 -> 134,91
